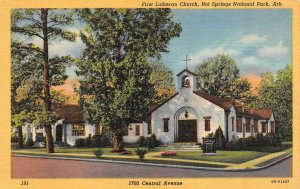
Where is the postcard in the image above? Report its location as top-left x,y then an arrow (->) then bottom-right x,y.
0,0 -> 299,188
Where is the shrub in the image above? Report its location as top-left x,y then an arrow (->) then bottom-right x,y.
245,136 -> 256,146
137,136 -> 146,147
135,148 -> 147,161
11,135 -> 18,143
93,148 -> 104,158
266,133 -> 281,146
24,138 -> 34,147
75,139 -> 85,147
85,134 -> 93,147
100,135 -> 111,147
146,134 -> 159,150
214,126 -> 226,150
255,133 -> 269,146
92,135 -> 101,147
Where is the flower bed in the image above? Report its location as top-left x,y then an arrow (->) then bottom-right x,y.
120,150 -> 132,155
161,151 -> 177,157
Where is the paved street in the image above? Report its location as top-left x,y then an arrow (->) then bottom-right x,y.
11,156 -> 292,178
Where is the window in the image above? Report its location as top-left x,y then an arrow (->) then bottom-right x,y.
135,125 -> 140,136
147,121 -> 152,134
246,118 -> 250,133
163,118 -> 169,132
254,119 -> 258,133
231,117 -> 235,131
72,124 -> 85,136
271,121 -> 275,133
205,119 -> 211,131
237,116 -> 242,132
261,122 -> 267,133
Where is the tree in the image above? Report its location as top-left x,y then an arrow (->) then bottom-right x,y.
195,54 -> 253,104
77,8 -> 181,151
11,9 -> 76,153
11,111 -> 34,148
150,61 -> 176,105
251,65 -> 292,140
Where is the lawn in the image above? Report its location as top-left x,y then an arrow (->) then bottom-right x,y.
11,141 -> 292,166
12,146 -> 147,156
156,151 -> 269,164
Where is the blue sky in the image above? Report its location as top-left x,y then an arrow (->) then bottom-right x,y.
162,9 -> 291,77
23,9 -> 291,84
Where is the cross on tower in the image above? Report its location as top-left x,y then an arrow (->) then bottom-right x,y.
182,55 -> 191,69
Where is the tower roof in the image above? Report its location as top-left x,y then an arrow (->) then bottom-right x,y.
176,69 -> 198,76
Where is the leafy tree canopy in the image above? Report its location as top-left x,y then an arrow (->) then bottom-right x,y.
195,54 -> 253,104
251,64 -> 292,140
150,61 -> 176,105
76,8 -> 182,150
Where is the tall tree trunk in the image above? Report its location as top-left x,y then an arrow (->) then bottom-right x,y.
17,126 -> 23,148
42,8 -> 54,153
111,130 -> 124,152
44,124 -> 54,153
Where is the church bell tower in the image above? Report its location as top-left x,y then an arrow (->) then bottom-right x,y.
176,55 -> 198,93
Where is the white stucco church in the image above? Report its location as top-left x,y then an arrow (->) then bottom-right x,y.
124,69 -> 275,144
18,69 -> 275,146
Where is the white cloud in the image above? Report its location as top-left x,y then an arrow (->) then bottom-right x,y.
189,46 -> 240,65
241,56 -> 259,65
240,34 -> 267,45
49,39 -> 85,58
30,28 -> 85,58
257,41 -> 288,59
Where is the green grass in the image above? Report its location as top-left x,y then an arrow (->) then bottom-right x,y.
12,146 -> 146,156
11,152 -> 227,168
156,151 -> 269,164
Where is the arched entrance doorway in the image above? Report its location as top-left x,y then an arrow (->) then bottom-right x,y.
174,107 -> 198,142
56,124 -> 63,142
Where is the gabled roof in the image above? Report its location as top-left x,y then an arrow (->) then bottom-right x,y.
53,104 -> 84,124
252,108 -> 273,120
176,69 -> 198,76
193,90 -> 234,110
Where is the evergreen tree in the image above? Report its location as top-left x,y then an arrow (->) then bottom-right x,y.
11,9 -> 76,153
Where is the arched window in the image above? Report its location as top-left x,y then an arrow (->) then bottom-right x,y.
182,75 -> 190,87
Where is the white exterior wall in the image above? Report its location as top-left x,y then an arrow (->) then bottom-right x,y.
268,113 -> 275,133
123,122 -> 148,143
151,86 -> 225,144
63,123 -> 94,146
227,106 -> 236,141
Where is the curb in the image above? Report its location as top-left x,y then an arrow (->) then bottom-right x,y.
12,153 -> 292,172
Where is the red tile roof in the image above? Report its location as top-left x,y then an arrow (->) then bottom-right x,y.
252,108 -> 273,119
193,90 -> 234,110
